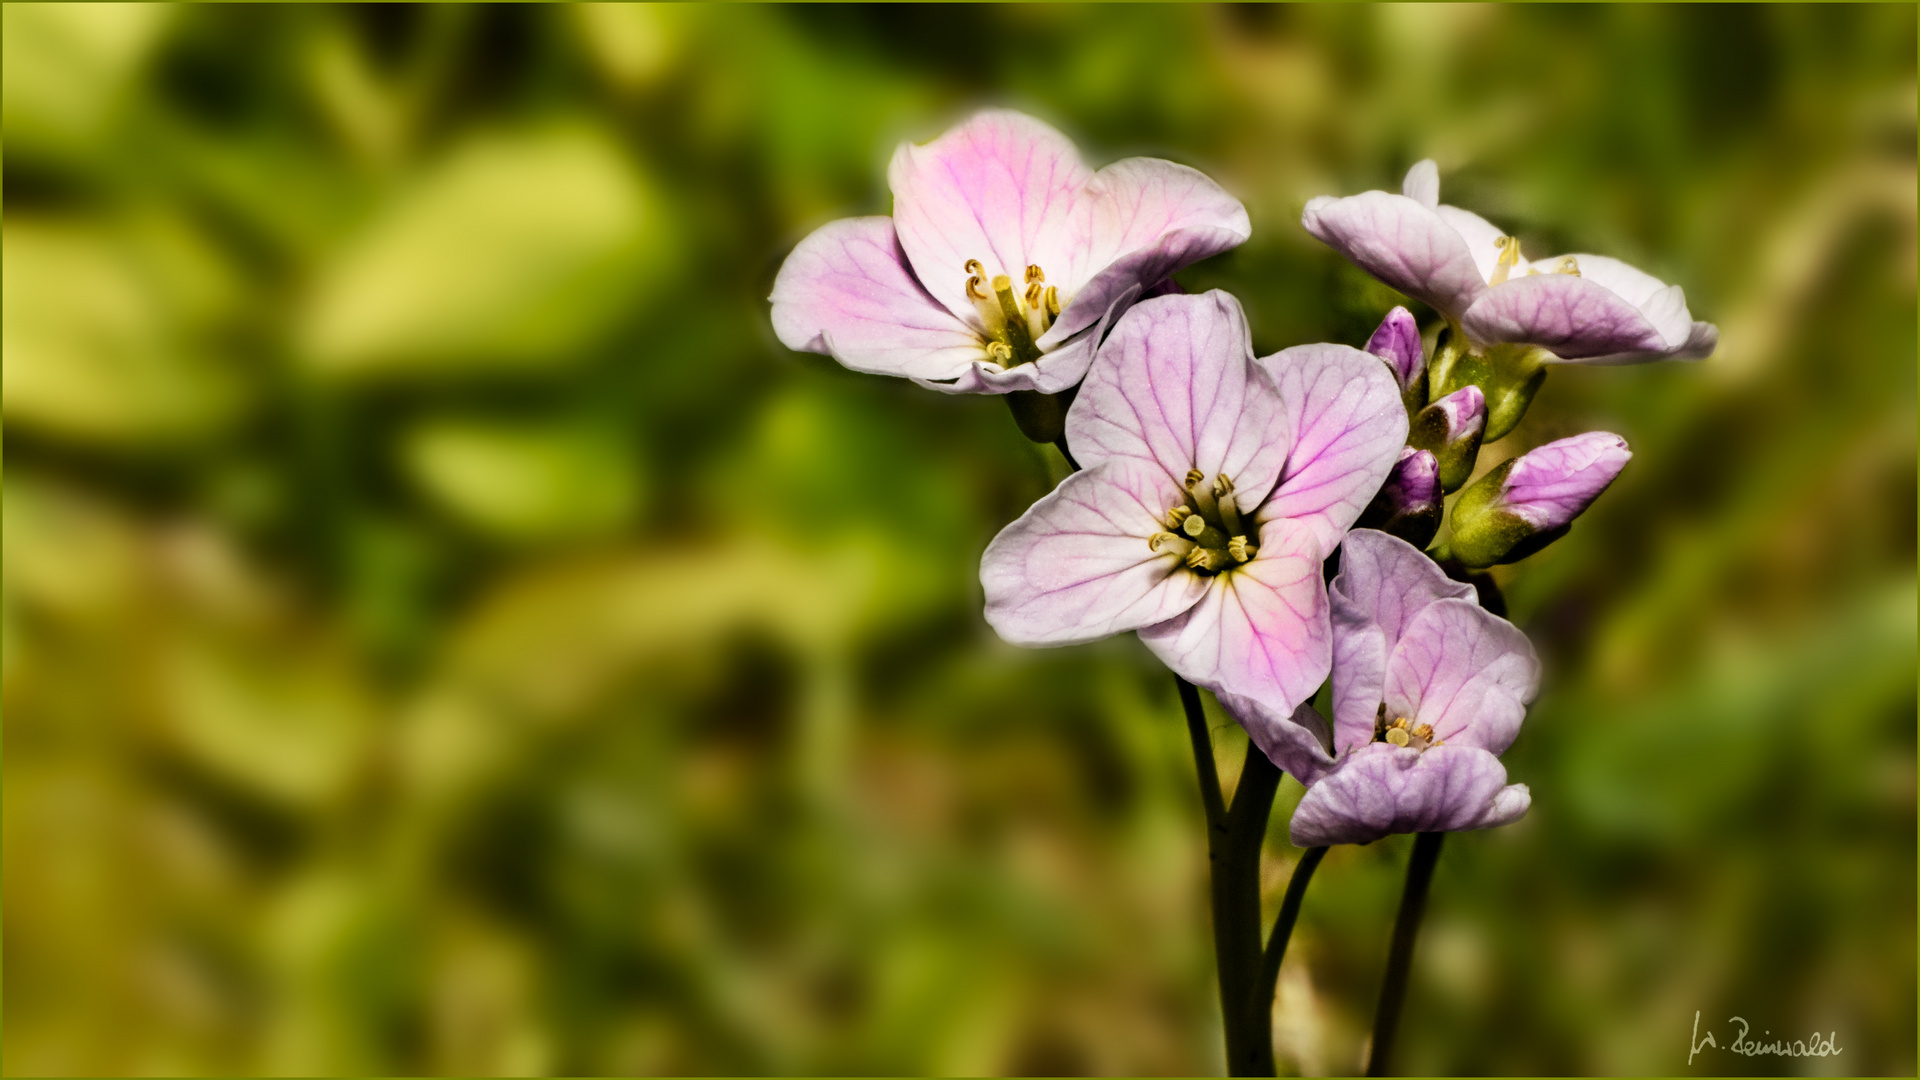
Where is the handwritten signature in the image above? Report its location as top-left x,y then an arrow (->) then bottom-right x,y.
1690,1011 -> 1842,1065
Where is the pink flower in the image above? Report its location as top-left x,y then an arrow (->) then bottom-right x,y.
770,110 -> 1250,395
1221,529 -> 1540,846
1302,160 -> 1717,365
980,290 -> 1407,715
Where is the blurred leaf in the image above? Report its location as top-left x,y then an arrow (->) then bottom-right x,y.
298,125 -> 670,379
154,630 -> 376,812
2,2 -> 172,156
401,416 -> 644,543
2,217 -> 249,445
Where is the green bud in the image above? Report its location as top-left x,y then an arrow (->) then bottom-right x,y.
1427,328 -> 1550,443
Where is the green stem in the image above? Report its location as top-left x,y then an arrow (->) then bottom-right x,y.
1174,675 -> 1283,1076
1251,845 -> 1328,1040
1365,831 -> 1445,1077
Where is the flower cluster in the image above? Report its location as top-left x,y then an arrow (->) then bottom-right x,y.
772,111 -> 1715,848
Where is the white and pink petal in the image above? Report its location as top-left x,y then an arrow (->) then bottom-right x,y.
1301,190 -> 1488,319
980,457 -> 1209,647
1138,517 -> 1329,716
1065,291 -> 1289,509
888,110 -> 1093,331
1041,157 -> 1251,346
770,216 -> 988,380
1255,343 -> 1409,556
1381,597 -> 1538,755
1289,743 -> 1529,847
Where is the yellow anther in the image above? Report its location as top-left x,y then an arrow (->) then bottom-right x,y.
986,341 -> 1013,364
1386,727 -> 1411,747
1186,546 -> 1228,572
1412,723 -> 1434,740
1212,474 -> 1234,499
1553,256 -> 1581,277
1025,264 -> 1045,284
1228,536 -> 1256,563
1148,531 -> 1193,555
1044,286 -> 1060,317
1392,716 -> 1411,730
1025,282 -> 1044,310
1185,468 -> 1205,488
1166,506 -> 1193,530
964,259 -> 988,300
1182,514 -> 1207,538
1489,235 -> 1523,286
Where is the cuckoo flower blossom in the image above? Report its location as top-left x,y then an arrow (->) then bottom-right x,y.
1222,529 -> 1539,846
771,110 -> 1251,395
981,291 -> 1407,714
1302,160 -> 1718,364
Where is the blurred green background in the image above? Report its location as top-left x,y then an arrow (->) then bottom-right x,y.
3,4 -> 1913,1075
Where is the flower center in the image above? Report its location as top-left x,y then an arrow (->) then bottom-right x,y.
965,260 -> 1061,367
1487,236 -> 1581,287
1373,704 -> 1442,750
1146,470 -> 1258,575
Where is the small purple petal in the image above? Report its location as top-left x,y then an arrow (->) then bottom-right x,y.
770,216 -> 988,380
1139,517 -> 1329,715
888,110 -> 1093,330
1383,447 -> 1441,510
1329,529 -> 1473,753
1289,743 -> 1529,847
1382,597 -> 1538,755
1500,431 -> 1632,531
1301,190 -> 1488,319
1255,343 -> 1410,556
1040,157 -> 1250,347
1426,384 -> 1486,446
1365,305 -> 1424,394
1459,274 -> 1670,360
981,457 -> 1210,645
1218,693 -> 1338,786
1065,291 -> 1289,510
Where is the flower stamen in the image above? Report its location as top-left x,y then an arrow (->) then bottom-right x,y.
1161,469 -> 1251,577
1489,235 -> 1523,286
1148,531 -> 1194,556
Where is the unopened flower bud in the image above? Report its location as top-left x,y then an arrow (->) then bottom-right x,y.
1443,432 -> 1631,567
1366,305 -> 1427,414
1355,447 -> 1442,549
1407,384 -> 1486,493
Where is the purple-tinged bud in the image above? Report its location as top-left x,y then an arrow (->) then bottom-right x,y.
1366,306 -> 1427,414
1442,432 -> 1631,567
1407,384 -> 1487,493
1356,446 -> 1442,549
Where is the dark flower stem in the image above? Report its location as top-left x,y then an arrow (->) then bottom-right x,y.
1366,831 -> 1445,1077
1175,674 -> 1285,1076
1252,844 -> 1328,1037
